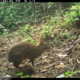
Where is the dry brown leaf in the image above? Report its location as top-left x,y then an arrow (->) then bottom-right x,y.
51,33 -> 54,38
41,69 -> 46,73
44,59 -> 51,63
45,64 -> 53,69
42,55 -> 48,59
55,63 -> 66,69
69,58 -> 73,65
2,62 -> 8,66
21,76 -> 24,78
49,57 -> 54,60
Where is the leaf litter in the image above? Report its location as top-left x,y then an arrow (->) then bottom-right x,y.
0,31 -> 80,78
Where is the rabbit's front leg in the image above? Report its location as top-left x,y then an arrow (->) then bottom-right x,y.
13,62 -> 19,68
30,58 -> 34,66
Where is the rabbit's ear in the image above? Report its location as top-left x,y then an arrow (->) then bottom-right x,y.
39,34 -> 42,38
34,34 -> 42,42
39,34 -> 42,42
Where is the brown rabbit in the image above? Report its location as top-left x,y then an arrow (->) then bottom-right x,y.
7,34 -> 50,68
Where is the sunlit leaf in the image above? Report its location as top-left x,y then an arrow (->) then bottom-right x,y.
15,72 -> 23,76
23,75 -> 30,78
0,67 -> 3,69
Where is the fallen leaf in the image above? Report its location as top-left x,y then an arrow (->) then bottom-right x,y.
69,58 -> 73,65
55,63 -> 66,69
53,48 -> 57,51
10,63 -> 13,65
57,54 -> 67,57
43,59 -> 51,63
45,64 -> 53,69
41,69 -> 46,73
21,76 -> 24,78
49,57 -> 54,60
3,75 -> 11,78
42,55 -> 48,59
77,59 -> 80,63
56,74 -> 65,78
51,33 -> 54,38
2,62 -> 8,66
8,66 -> 15,69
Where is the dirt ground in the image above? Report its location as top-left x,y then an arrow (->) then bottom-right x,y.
0,32 -> 80,78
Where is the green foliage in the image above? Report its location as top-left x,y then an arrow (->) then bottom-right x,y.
52,31 -> 74,46
62,2 -> 80,26
0,2 -> 55,30
50,19 -> 58,26
0,24 -> 7,35
0,2 -> 78,33
41,25 -> 52,39
64,70 -> 80,78
22,24 -> 34,32
15,72 -> 23,76
15,72 -> 30,78
57,70 -> 80,78
0,32 -> 9,37
19,24 -> 35,43
23,75 -> 30,78
0,2 -> 78,44
58,32 -> 71,39
0,67 -> 3,69
24,35 -> 36,45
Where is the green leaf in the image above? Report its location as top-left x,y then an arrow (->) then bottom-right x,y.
64,71 -> 79,77
0,67 -> 3,69
15,72 -> 23,76
64,71 -> 73,75
23,75 -> 30,78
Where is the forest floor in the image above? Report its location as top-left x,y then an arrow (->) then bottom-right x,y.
0,30 -> 80,78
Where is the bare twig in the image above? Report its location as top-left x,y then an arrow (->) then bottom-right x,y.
26,32 -> 36,41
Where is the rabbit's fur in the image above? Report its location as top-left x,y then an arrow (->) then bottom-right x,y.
7,34 -> 50,68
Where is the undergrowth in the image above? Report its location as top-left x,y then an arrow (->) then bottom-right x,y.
0,2 -> 79,46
